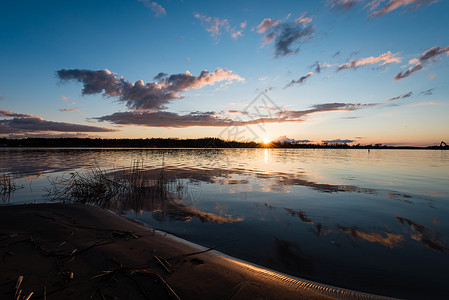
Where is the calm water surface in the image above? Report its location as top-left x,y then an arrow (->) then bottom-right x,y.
1,148 -> 448,299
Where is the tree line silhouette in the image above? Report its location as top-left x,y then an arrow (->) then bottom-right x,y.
1,137 -> 446,149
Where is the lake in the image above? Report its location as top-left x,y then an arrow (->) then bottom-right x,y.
1,148 -> 448,299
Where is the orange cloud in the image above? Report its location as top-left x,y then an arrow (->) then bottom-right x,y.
338,51 -> 401,71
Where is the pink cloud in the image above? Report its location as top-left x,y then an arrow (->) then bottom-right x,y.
256,18 -> 279,33
194,13 -> 245,40
139,0 -> 166,17
338,51 -> 401,71
369,0 -> 439,17
294,15 -> 313,26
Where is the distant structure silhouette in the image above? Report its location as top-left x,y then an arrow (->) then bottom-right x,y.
440,141 -> 447,148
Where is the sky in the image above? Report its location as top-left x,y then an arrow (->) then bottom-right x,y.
1,0 -> 448,146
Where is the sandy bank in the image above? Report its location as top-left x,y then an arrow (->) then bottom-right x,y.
0,203 -> 394,300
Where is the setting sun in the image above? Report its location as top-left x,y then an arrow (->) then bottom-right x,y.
263,137 -> 270,144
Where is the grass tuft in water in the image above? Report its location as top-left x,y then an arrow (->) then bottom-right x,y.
1,174 -> 22,202
44,160 -> 186,210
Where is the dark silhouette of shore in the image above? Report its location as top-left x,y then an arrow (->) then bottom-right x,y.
0,137 -> 446,149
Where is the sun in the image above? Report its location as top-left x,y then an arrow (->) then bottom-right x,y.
263,137 -> 270,145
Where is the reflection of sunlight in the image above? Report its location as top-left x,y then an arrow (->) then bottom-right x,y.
264,149 -> 268,164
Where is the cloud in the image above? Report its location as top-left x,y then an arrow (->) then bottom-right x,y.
429,73 -> 436,79
221,110 -> 249,115
5,133 -> 98,139
420,88 -> 434,96
294,15 -> 313,25
330,0 -> 439,16
256,18 -> 279,33
285,72 -> 313,88
231,21 -> 247,39
0,120 -> 115,133
95,111 -> 240,128
57,68 -> 244,110
387,91 -> 413,101
257,17 -> 315,57
95,102 -> 376,128
194,13 -> 229,37
194,13 -> 245,40
280,102 -> 377,119
139,0 -> 166,17
0,109 -> 35,118
274,24 -> 315,57
409,101 -> 436,106
57,69 -> 121,95
322,139 -> 355,143
338,51 -> 401,71
311,61 -> 332,73
59,108 -> 81,113
328,0 -> 362,10
273,135 -> 312,143
1,109 -> 116,134
231,31 -> 243,39
369,0 -> 439,17
93,111 -> 230,127
395,46 -> 449,80
60,95 -> 76,104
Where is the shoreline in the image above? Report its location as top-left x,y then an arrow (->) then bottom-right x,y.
1,137 -> 447,149
1,146 -> 447,150
0,203 -> 395,300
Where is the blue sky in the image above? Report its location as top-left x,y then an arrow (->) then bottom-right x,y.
1,0 -> 448,146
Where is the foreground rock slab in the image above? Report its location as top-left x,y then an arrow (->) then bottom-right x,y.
0,203 -> 394,300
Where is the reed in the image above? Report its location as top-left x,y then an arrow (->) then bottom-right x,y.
0,174 -> 15,192
1,174 -> 21,202
44,161 -> 186,210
